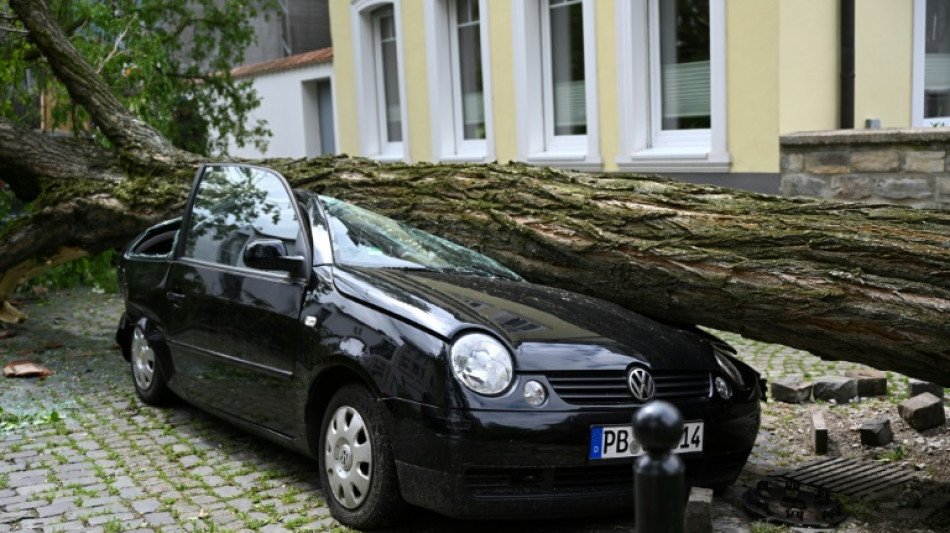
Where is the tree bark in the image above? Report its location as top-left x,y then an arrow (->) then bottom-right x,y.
2,0 -> 949,385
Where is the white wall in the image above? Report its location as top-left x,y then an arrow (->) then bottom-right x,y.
226,62 -> 336,159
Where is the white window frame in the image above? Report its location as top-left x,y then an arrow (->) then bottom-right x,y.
425,0 -> 494,162
912,0 -> 950,126
351,0 -> 409,162
512,0 -> 601,170
616,0 -> 729,172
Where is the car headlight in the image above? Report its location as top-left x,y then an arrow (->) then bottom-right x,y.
713,348 -> 747,390
450,333 -> 513,395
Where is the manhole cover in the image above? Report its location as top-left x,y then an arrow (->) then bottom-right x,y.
779,458 -> 919,500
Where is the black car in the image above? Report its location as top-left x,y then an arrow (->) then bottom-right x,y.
115,163 -> 762,529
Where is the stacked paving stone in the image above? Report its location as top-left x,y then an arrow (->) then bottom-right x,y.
770,370 -> 948,453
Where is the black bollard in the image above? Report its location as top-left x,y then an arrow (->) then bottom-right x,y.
633,400 -> 685,533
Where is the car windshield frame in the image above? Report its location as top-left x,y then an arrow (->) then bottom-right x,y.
317,196 -> 522,281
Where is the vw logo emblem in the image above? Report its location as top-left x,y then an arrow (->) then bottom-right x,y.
628,368 -> 656,402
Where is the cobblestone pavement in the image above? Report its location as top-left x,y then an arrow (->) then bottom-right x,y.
0,288 -> 946,532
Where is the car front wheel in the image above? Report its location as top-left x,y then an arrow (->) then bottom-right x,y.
130,326 -> 172,405
318,384 -> 406,529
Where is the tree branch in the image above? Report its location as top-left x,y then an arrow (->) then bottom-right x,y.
9,0 -> 194,167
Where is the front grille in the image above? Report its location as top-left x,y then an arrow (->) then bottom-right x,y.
545,370 -> 711,405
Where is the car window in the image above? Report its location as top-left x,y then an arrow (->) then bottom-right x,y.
183,166 -> 301,269
319,196 -> 521,280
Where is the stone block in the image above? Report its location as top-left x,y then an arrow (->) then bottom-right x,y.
780,174 -> 829,198
909,379 -> 945,399
781,152 -> 804,172
830,175 -> 874,200
898,393 -> 947,431
809,410 -> 829,455
874,176 -> 934,200
813,376 -> 858,404
859,418 -> 893,446
845,369 -> 888,397
770,378 -> 812,403
685,486 -> 713,533
904,150 -> 946,173
804,152 -> 851,173
853,150 -> 900,172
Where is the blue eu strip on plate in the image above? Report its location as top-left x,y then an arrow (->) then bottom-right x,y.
589,426 -> 604,459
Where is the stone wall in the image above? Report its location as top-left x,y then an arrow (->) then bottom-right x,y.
780,128 -> 950,210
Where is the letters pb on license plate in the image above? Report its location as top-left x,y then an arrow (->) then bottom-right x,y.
589,421 -> 704,460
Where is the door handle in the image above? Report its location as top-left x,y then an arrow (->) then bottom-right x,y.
167,291 -> 185,309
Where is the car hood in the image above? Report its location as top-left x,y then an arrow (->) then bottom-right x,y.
330,266 -> 716,371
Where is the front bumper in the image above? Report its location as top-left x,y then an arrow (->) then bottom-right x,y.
384,397 -> 760,519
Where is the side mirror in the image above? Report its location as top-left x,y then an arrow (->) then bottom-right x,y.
244,239 -> 308,278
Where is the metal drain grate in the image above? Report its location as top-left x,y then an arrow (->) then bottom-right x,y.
779,458 -> 919,500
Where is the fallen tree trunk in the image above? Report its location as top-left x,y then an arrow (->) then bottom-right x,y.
3,0 -> 949,385
3,155 -> 950,385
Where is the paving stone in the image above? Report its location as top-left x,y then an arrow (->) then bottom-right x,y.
36,498 -> 77,517
770,378 -> 812,403
899,393 -> 947,431
15,482 -> 57,496
859,418 -> 894,446
119,486 -> 144,499
844,369 -> 888,397
685,486 -> 713,533
809,410 -> 829,455
0,510 -> 33,524
908,379 -> 945,399
132,498 -> 162,514
86,512 -> 136,525
212,485 -> 243,498
813,376 -> 858,404
143,511 -> 176,526
178,455 -> 201,469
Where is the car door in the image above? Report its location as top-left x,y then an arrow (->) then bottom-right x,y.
164,164 -> 310,436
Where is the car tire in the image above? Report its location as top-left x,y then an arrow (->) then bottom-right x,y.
318,384 -> 407,529
129,326 -> 172,405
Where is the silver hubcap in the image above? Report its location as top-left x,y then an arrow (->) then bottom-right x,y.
131,328 -> 155,390
324,405 -> 372,509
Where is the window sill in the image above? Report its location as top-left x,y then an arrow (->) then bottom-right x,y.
370,153 -> 407,164
436,153 -> 491,164
617,149 -> 731,173
525,153 -> 603,172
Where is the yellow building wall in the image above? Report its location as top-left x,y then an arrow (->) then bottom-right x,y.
778,0 -> 839,135
595,2 -> 618,172
401,1 -> 432,162
486,3 -> 517,165
726,0 -> 780,173
328,0 -> 359,155
331,1 -> 917,174
854,0 -> 913,128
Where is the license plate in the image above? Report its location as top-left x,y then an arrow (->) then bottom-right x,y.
589,421 -> 704,460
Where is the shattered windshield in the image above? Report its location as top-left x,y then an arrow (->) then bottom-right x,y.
319,196 -> 522,280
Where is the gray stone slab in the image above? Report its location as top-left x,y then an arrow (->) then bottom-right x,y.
844,369 -> 888,397
685,486 -> 713,533
908,379 -> 945,399
771,378 -> 812,404
859,418 -> 894,446
813,376 -> 858,404
899,393 -> 947,431
809,410 -> 829,455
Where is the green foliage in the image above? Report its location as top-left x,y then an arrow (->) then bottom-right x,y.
25,250 -> 118,293
0,406 -> 62,431
0,0 -> 277,155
